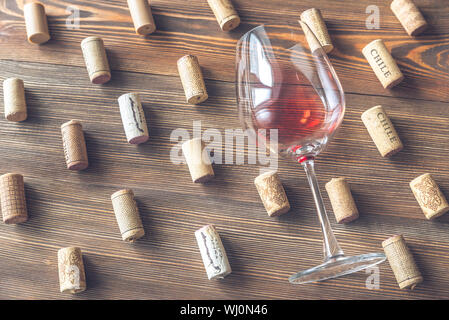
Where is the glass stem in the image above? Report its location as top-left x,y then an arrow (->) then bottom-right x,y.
301,158 -> 344,261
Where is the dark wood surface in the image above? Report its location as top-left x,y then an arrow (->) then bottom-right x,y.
0,0 -> 448,300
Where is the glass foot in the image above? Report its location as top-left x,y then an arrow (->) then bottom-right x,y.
289,252 -> 386,284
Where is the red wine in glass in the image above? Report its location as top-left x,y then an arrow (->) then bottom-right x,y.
252,64 -> 326,148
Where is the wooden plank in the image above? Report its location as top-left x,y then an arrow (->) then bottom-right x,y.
0,0 -> 448,102
0,58 -> 448,299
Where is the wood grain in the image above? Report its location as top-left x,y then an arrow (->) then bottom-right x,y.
0,0 -> 448,299
0,0 -> 448,101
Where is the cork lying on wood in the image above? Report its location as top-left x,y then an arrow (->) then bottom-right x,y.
300,8 -> 333,54
118,93 -> 149,144
182,138 -> 214,183
127,0 -> 156,35
362,39 -> 404,89
24,2 -> 50,45
111,189 -> 145,242
254,171 -> 290,217
0,173 -> 28,224
410,173 -> 449,220
391,0 -> 428,37
195,225 -> 232,280
81,36 -> 111,85
60,120 -> 89,171
177,55 -> 208,104
58,247 -> 87,294
382,235 -> 423,290
3,78 -> 27,122
361,105 -> 403,157
325,177 -> 359,223
207,0 -> 240,32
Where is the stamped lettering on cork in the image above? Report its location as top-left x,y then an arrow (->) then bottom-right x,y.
202,231 -> 223,274
377,111 -> 398,143
362,39 -> 403,89
413,176 -> 442,211
64,265 -> 81,290
129,96 -> 145,133
361,105 -> 403,157
60,249 -> 82,289
195,225 -> 232,280
371,49 -> 392,78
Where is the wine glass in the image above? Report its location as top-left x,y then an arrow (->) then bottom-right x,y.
236,23 -> 386,284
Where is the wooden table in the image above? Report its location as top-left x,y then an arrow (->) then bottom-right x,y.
0,0 -> 448,300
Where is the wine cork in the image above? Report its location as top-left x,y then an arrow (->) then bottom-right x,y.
300,8 -> 333,54
118,93 -> 149,144
410,173 -> 449,220
391,0 -> 428,36
195,225 -> 232,280
254,171 -> 290,217
24,2 -> 50,44
177,55 -> 208,104
182,138 -> 214,183
111,189 -> 145,242
361,105 -> 403,157
207,0 -> 240,32
3,78 -> 27,122
362,39 -> 404,89
0,173 -> 28,224
325,177 -> 359,224
127,0 -> 156,35
57,247 -> 87,294
61,120 -> 89,171
81,37 -> 111,85
382,235 -> 423,290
